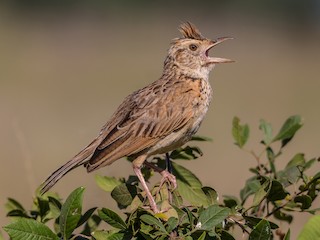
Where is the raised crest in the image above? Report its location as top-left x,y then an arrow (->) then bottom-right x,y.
179,22 -> 204,40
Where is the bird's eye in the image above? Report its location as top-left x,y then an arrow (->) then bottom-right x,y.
189,44 -> 198,51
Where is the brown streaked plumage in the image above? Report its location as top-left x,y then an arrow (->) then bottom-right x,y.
40,22 -> 233,213
179,22 -> 204,40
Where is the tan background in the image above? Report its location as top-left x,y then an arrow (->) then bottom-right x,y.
1,1 -> 320,238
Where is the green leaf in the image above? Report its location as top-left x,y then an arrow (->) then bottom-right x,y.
172,162 -> 208,206
191,135 -> 213,142
232,116 -> 249,148
37,197 -> 50,220
140,214 -> 168,234
298,215 -> 320,240
6,209 -> 31,219
43,197 -> 61,221
273,115 -> 302,145
307,181 -> 320,200
294,195 -> 312,210
170,146 -> 203,160
5,198 -> 25,212
141,167 -> 153,182
247,180 -> 262,192
197,231 -> 206,240
303,158 -> 316,171
266,147 -> 278,174
111,184 -> 136,208
240,177 -> 260,202
98,208 -> 127,230
185,207 -> 195,227
221,230 -> 236,240
278,166 -> 301,186
273,209 -> 293,223
129,195 -> 143,211
59,186 -> 84,240
307,171 -> 320,186
286,153 -> 305,168
249,219 -> 271,240
223,195 -> 240,208
171,191 -> 183,207
284,229 -> 290,240
48,196 -> 62,210
82,214 -> 101,236
106,232 -> 129,240
244,216 -> 279,229
0,231 -> 4,240
77,207 -> 97,228
92,230 -> 114,240
139,225 -> 154,240
203,187 -> 219,205
252,187 -> 267,207
197,205 -> 230,231
266,147 -> 276,163
259,119 -> 273,145
267,180 -> 288,201
177,180 -> 208,206
304,208 -> 320,214
172,162 -> 202,188
95,175 -> 121,192
278,154 -> 306,186
252,180 -> 270,206
3,218 -> 59,240
171,206 -> 187,225
166,217 -> 178,233
92,229 -> 130,240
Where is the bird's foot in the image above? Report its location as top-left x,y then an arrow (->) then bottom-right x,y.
141,205 -> 169,214
149,202 -> 160,214
159,170 -> 177,191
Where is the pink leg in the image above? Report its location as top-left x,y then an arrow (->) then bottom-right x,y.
159,170 -> 177,190
144,161 -> 177,190
133,165 -> 159,213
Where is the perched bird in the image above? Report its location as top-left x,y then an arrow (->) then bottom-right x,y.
40,22 -> 233,213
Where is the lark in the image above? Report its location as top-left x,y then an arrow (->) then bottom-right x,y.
41,22 -> 233,213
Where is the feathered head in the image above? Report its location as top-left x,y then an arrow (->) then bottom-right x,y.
164,22 -> 233,78
179,22 -> 205,40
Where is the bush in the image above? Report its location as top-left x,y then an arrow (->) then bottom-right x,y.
2,115 -> 320,239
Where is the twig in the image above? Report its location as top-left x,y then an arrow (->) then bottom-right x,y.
256,199 -> 265,218
266,189 -> 305,218
227,217 -> 250,235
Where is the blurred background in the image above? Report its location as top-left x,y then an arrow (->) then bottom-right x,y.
1,0 -> 320,238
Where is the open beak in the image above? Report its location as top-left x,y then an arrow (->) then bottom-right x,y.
206,37 -> 234,64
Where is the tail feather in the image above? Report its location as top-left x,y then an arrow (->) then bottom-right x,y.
40,159 -> 83,194
40,138 -> 100,194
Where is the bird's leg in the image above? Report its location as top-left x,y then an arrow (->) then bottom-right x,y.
165,153 -> 174,204
165,153 -> 172,173
164,153 -> 176,190
132,156 -> 159,213
144,161 -> 177,190
144,160 -> 176,205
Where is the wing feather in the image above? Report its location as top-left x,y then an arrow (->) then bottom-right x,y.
85,79 -> 198,171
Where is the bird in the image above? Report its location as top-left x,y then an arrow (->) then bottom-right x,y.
40,22 -> 233,213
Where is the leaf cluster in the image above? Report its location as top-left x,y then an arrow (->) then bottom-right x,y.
2,116 -> 320,239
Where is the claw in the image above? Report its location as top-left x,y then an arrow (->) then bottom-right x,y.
160,170 -> 177,190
